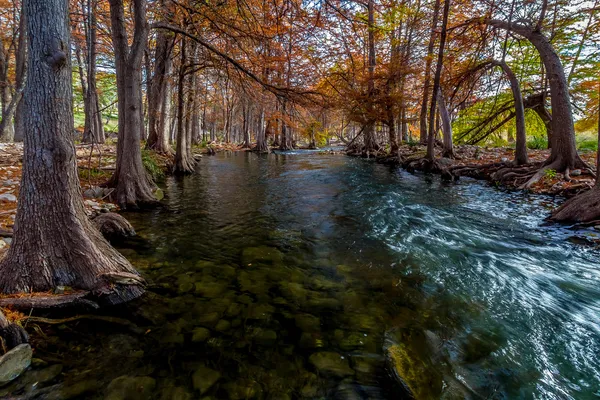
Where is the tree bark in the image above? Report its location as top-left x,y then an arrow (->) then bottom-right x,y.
419,0 -> 441,145
147,8 -> 174,154
82,0 -> 104,144
0,0 -> 143,304
13,2 -> 26,143
363,0 -> 378,153
437,88 -> 454,158
107,0 -> 157,208
485,19 -> 585,171
426,0 -> 449,160
491,60 -> 527,165
174,38 -> 196,175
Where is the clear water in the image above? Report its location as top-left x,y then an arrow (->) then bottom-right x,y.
14,151 -> 600,399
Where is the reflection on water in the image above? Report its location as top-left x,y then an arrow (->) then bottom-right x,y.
9,151 -> 600,399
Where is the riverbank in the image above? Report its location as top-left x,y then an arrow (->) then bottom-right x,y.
347,144 -> 598,197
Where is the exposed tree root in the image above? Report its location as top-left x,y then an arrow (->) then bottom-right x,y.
0,292 -> 97,309
0,309 -> 28,350
23,314 -> 143,335
92,213 -> 136,241
551,186 -> 600,223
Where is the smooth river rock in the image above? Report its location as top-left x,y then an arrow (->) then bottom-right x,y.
105,375 -> 156,400
192,365 -> 221,394
308,352 -> 354,377
0,343 -> 32,386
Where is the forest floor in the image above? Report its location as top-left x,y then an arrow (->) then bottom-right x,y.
380,143 -> 598,195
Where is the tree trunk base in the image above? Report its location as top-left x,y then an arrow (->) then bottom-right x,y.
551,186 -> 600,223
93,213 -> 136,241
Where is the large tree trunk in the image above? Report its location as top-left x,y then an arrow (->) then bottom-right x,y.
485,19 -> 586,173
551,80 -> 600,223
0,0 -> 143,304
107,0 -> 157,208
492,60 -> 527,165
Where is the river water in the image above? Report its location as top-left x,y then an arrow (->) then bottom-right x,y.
9,151 -> 600,399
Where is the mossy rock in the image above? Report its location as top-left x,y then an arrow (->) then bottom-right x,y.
308,352 -> 354,377
385,339 -> 443,399
192,366 -> 221,395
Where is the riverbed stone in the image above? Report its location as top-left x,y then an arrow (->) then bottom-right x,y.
226,302 -> 243,317
0,343 -> 32,386
254,329 -> 277,346
160,386 -> 193,400
192,366 -> 221,395
299,332 -> 325,349
215,319 -> 231,332
192,327 -> 211,343
223,379 -> 262,400
295,313 -> 321,332
308,352 -> 354,377
105,375 -> 156,400
241,246 -> 284,266
195,280 -> 228,298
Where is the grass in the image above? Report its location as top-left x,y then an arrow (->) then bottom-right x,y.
141,149 -> 165,181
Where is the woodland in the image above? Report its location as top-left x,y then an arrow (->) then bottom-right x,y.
0,0 -> 597,398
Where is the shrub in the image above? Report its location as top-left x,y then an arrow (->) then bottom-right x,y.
527,136 -> 548,150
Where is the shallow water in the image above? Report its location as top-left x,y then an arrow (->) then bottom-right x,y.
12,151 -> 600,399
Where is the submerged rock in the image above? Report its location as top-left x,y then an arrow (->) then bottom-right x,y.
223,379 -> 262,400
241,246 -> 284,266
0,343 -> 32,386
295,313 -> 321,332
192,366 -> 221,395
191,327 -> 211,343
308,352 -> 354,377
160,385 -> 193,400
105,375 -> 156,400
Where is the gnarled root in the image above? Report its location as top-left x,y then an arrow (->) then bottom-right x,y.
0,309 -> 28,350
551,186 -> 600,223
92,213 -> 136,241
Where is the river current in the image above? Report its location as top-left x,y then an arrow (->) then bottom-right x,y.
8,151 -> 600,399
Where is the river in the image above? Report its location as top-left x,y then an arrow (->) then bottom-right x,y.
11,151 -> 600,399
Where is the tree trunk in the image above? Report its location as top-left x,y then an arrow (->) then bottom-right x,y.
174,38 -> 196,175
491,60 -> 527,165
419,0 -> 441,145
485,19 -> 586,172
437,88 -> 454,158
255,108 -> 268,153
107,0 -> 157,208
364,0 -> 378,153
426,0 -> 449,160
13,3 -> 26,143
83,0 -> 104,144
0,0 -> 144,304
147,15 -> 173,153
